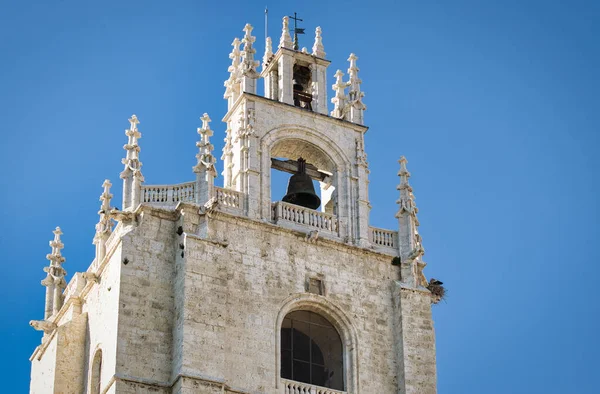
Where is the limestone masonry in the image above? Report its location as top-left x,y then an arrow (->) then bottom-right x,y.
29,16 -> 439,394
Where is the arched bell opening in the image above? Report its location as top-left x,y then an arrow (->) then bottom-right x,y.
269,139 -> 337,214
293,63 -> 313,110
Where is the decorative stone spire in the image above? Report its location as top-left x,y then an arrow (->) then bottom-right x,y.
330,70 -> 348,119
194,113 -> 216,204
229,37 -> 242,74
312,26 -> 326,58
279,16 -> 293,49
263,37 -> 273,70
241,24 -> 259,73
240,24 -> 259,94
395,157 -> 426,288
120,115 -> 144,210
224,38 -> 242,108
346,53 -> 367,124
93,180 -> 113,265
193,114 -> 216,174
44,227 -> 67,317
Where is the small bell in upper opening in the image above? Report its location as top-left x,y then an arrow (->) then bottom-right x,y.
282,158 -> 321,210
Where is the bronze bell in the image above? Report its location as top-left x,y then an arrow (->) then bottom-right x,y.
282,158 -> 321,210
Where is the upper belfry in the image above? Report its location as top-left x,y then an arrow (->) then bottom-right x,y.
225,16 -> 366,125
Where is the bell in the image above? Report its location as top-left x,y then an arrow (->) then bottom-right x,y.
282,158 -> 321,210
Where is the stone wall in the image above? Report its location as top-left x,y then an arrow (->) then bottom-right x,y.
170,207 -> 403,394
115,209 -> 177,384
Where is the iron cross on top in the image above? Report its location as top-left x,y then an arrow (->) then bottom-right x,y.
289,12 -> 305,50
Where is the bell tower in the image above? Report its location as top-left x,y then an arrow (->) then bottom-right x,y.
29,15 -> 438,394
221,17 -> 371,246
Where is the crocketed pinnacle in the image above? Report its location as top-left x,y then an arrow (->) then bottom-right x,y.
240,24 -> 259,76
279,16 -> 293,49
44,227 -> 66,284
395,156 -> 418,218
120,115 -> 144,182
312,27 -> 326,58
94,180 -> 113,238
263,37 -> 273,70
193,113 -> 216,174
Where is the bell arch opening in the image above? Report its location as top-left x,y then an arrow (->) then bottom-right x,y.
269,138 -> 337,214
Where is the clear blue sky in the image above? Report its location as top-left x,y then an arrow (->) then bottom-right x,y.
1,0 -> 598,392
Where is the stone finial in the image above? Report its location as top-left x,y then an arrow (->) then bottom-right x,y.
120,115 -> 144,210
193,113 -> 216,174
241,24 -> 259,75
100,179 -> 113,213
94,180 -> 113,259
46,227 -> 65,268
279,16 -> 293,49
263,37 -> 273,70
312,26 -> 326,58
224,38 -> 242,101
228,37 -> 242,74
347,53 -> 363,99
330,70 -> 347,119
346,54 -> 367,123
120,114 -> 144,179
41,227 -> 67,319
396,156 -> 417,216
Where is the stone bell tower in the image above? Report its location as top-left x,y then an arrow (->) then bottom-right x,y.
29,16 -> 438,394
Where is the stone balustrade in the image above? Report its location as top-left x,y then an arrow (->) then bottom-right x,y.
369,226 -> 397,248
142,182 -> 196,205
214,186 -> 243,210
368,226 -> 398,254
272,201 -> 338,233
281,379 -> 346,394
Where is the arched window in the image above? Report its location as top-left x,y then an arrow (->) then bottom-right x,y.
281,310 -> 344,390
90,349 -> 102,394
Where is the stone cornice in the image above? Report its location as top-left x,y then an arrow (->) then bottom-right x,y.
222,92 -> 369,133
174,202 -> 397,260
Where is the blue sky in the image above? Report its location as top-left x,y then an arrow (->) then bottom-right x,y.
1,0 -> 598,392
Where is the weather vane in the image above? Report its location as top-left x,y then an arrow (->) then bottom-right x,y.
288,12 -> 305,50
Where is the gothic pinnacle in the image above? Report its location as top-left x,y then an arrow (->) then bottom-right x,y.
46,227 -> 65,267
228,38 -> 242,74
193,113 -> 216,174
312,26 -> 326,58
121,114 -> 143,178
263,36 -> 273,70
331,70 -> 347,119
241,24 -> 259,75
396,156 -> 417,217
279,16 -> 293,49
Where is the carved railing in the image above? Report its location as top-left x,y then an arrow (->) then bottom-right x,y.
272,201 -> 338,233
142,182 -> 196,205
369,226 -> 398,248
281,379 -> 345,394
214,186 -> 243,210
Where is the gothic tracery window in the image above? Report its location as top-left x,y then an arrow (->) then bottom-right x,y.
281,310 -> 344,390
